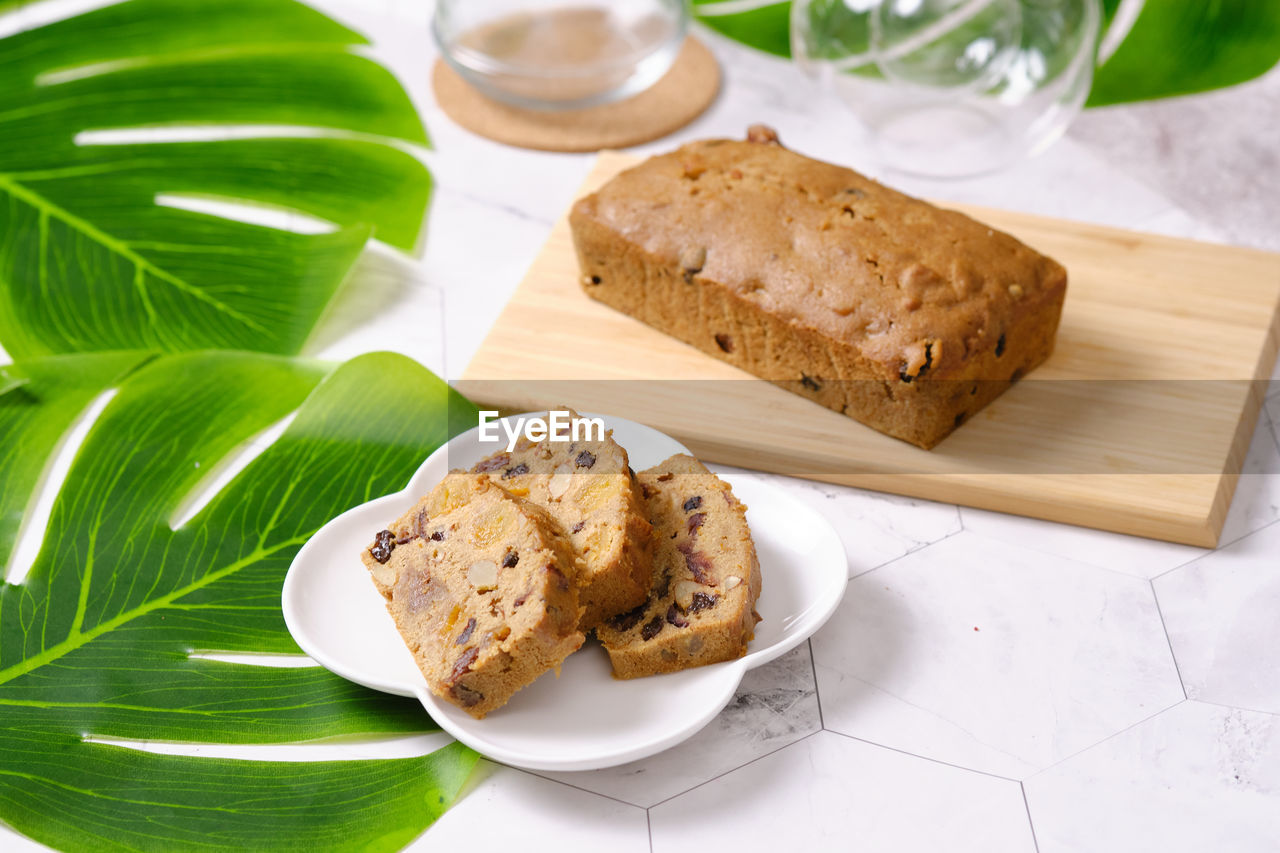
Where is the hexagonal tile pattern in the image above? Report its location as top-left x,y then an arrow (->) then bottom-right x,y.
812,531 -> 1185,779
960,505 -> 1206,580
649,731 -> 1035,852
709,464 -> 962,578
1154,521 -> 1280,713
535,644 -> 821,807
1024,701 -> 1280,853
961,408 -> 1280,578
1218,412 -> 1280,546
962,409 -> 1279,571
420,760 -> 649,853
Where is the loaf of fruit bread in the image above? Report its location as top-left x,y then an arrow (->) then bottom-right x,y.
361,473 -> 584,718
569,125 -> 1068,449
470,415 -> 652,630
597,454 -> 762,679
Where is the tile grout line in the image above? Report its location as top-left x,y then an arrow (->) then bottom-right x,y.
851,526 -> 966,581
1146,548 -> 1214,584
1149,516 -> 1280,583
1200,404 -> 1280,554
526,643 -> 833,815
1149,579 -> 1189,700
433,183 -> 558,229
514,766 -> 649,811
1186,697 -> 1280,719
1215,516 -> 1280,555
864,522 -> 1189,590
821,727 -> 1025,784
962,525 -> 1198,586
1264,404 -> 1280,458
897,506 -> 964,559
646,729 -> 824,811
808,638 -> 826,731
1027,698 -> 1185,779
491,410 -> 1276,834
956,502 -> 1271,587
1192,512 -> 1274,563
1019,781 -> 1042,853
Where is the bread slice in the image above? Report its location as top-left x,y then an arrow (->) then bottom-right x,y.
597,454 -> 762,679
361,473 -> 584,718
470,414 -> 652,629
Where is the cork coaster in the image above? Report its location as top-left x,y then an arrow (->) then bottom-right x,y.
432,37 -> 720,153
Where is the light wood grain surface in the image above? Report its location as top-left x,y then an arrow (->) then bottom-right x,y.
460,153 -> 1280,546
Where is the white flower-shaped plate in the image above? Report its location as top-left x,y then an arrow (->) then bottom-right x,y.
282,413 -> 847,771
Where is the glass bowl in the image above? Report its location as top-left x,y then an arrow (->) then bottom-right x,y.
793,0 -> 1101,178
433,0 -> 690,111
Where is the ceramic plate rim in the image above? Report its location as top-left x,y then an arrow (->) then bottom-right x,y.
282,413 -> 848,770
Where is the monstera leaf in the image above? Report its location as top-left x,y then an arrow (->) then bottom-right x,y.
0,352 -> 153,577
0,0 -> 431,359
1088,0 -> 1280,106
0,350 -> 479,850
693,0 -> 1280,105
695,0 -> 793,58
0,2 -> 480,849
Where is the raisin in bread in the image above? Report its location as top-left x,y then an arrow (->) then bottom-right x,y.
570,126 -> 1068,449
361,473 -> 584,718
597,454 -> 762,679
470,414 -> 652,629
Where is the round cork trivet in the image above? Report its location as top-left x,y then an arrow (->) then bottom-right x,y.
432,37 -> 720,153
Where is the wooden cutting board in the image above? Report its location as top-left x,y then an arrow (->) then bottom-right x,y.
459,153 -> 1280,547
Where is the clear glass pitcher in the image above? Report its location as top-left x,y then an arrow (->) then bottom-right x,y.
433,0 -> 690,111
793,0 -> 1101,177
